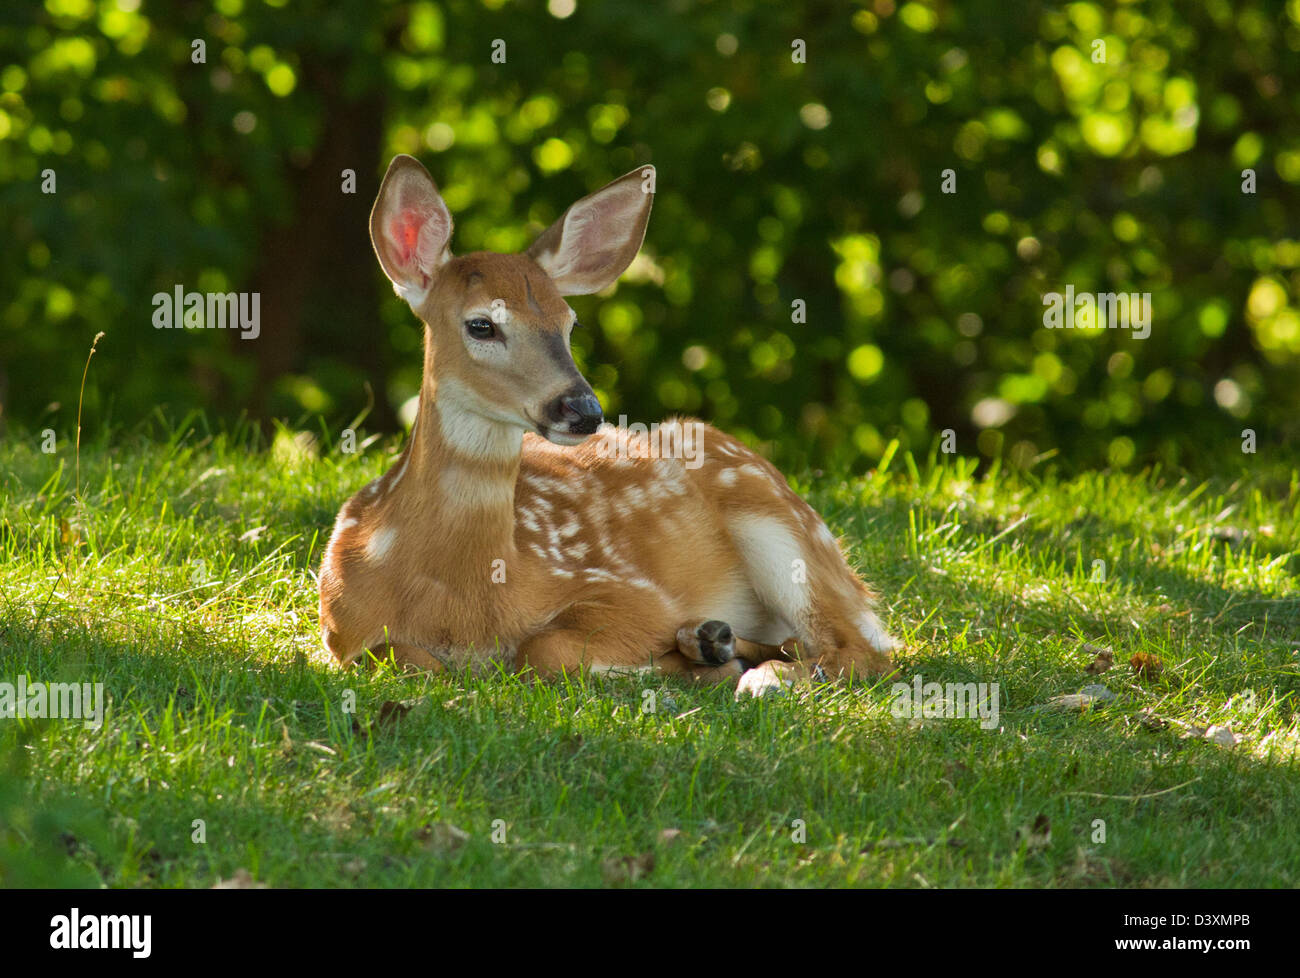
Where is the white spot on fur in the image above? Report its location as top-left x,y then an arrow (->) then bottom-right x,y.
394,282 -> 431,308
436,376 -> 524,462
718,468 -> 738,487
366,526 -> 397,562
856,610 -> 899,652
655,465 -> 687,496
387,451 -> 410,493
521,473 -> 569,495
704,574 -> 789,644
729,515 -> 811,628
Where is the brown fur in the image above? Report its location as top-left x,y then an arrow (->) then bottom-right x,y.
318,156 -> 899,694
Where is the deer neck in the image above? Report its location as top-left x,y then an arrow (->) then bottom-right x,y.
393,347 -> 523,560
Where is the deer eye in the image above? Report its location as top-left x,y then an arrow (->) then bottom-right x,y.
465,318 -> 496,340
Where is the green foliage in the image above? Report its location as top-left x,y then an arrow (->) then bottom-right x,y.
3,0 -> 1300,471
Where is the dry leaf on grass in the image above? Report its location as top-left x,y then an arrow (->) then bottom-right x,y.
1141,712 -> 1239,746
601,852 -> 655,885
1138,709 -> 1169,731
1014,814 -> 1052,854
1037,685 -> 1115,712
59,518 -> 84,547
657,828 -> 684,846
1169,718 -> 1207,740
1167,719 -> 1242,745
1069,846 -> 1129,884
342,857 -> 367,877
418,822 -> 470,853
1204,724 -> 1241,747
1083,644 -> 1114,675
212,868 -> 267,889
353,698 -> 430,736
1129,652 -> 1164,680
442,692 -> 479,711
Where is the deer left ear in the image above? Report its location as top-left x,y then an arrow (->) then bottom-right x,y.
527,165 -> 655,296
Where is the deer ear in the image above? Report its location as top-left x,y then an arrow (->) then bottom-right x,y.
527,165 -> 655,295
370,155 -> 454,303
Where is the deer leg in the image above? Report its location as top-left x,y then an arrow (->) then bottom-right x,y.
674,619 -> 735,665
517,626 -> 746,689
516,628 -> 603,679
517,623 -> 678,680
725,508 -> 899,682
675,619 -> 797,668
734,659 -> 828,699
654,650 -> 745,686
736,635 -> 799,665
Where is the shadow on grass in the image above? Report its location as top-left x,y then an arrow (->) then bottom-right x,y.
3,609 -> 1299,888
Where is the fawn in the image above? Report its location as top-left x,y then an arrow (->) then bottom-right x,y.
318,155 -> 899,697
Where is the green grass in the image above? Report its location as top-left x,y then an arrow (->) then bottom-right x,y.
2,418 -> 1299,887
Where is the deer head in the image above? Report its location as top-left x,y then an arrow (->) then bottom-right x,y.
369,155 -> 655,449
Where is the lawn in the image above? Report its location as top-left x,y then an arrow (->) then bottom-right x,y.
2,419 -> 1298,887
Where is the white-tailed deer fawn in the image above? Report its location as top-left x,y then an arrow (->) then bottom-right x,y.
318,155 -> 899,697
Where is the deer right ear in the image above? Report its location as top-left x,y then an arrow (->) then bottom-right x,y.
370,155 -> 454,304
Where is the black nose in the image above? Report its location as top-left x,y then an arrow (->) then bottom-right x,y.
558,392 -> 603,434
